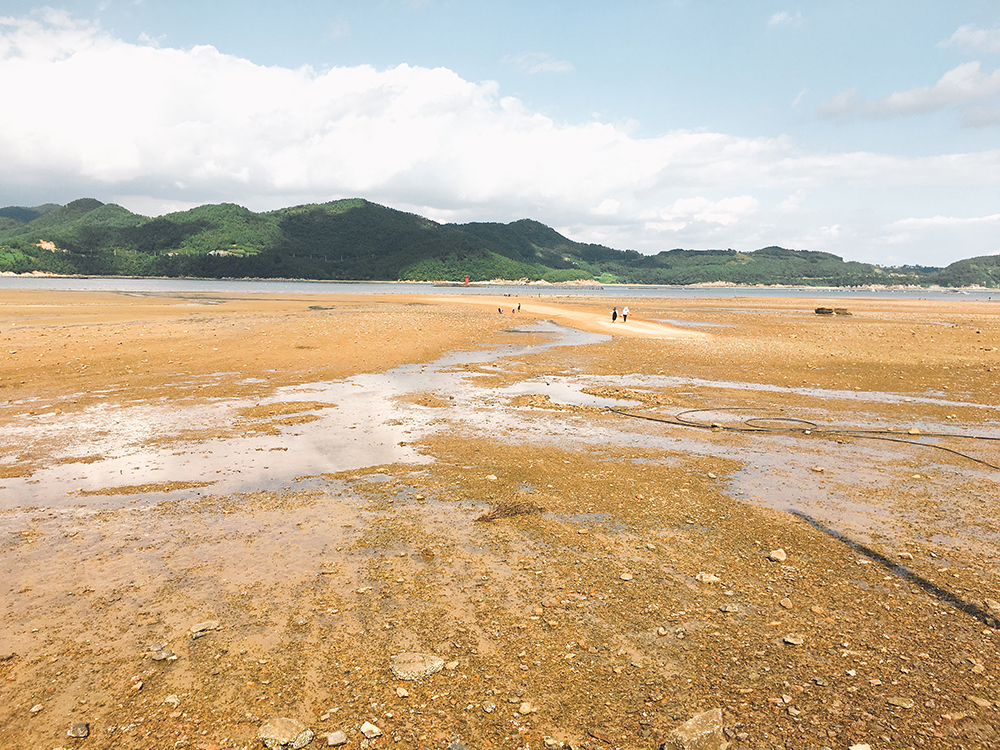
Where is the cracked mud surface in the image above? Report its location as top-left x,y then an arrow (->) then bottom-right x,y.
2,289 -> 1000,749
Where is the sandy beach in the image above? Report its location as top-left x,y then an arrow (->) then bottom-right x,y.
2,289 -> 999,750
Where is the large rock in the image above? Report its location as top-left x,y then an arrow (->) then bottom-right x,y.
390,652 -> 445,680
258,717 -> 314,749
659,708 -> 727,750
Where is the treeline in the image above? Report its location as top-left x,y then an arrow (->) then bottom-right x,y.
1,198 -> 997,287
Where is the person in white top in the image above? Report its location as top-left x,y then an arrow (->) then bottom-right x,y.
622,306 -> 629,323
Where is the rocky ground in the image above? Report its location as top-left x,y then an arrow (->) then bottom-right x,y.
1,290 -> 999,750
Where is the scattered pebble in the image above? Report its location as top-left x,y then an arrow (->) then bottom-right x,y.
695,572 -> 721,584
327,730 -> 348,747
360,721 -> 382,739
783,634 -> 804,646
67,723 -> 90,739
258,717 -> 314,750
887,696 -> 915,709
390,652 -> 445,680
620,572 -> 633,581
768,549 -> 787,562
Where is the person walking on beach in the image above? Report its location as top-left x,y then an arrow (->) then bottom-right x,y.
611,307 -> 618,323
622,306 -> 629,323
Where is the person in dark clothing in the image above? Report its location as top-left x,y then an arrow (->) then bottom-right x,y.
612,307 -> 618,322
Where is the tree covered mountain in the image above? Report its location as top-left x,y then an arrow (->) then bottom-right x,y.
0,197 -> 996,287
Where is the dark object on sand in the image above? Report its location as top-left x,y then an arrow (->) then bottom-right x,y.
815,307 -> 851,316
475,499 -> 544,523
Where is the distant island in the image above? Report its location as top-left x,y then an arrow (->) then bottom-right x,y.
1,197 -> 998,287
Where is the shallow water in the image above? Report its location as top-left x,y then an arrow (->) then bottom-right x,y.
4,317 -> 999,558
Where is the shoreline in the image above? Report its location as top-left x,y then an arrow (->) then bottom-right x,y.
2,270 -> 998,292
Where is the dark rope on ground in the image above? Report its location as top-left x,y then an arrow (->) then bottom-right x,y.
608,407 -> 1000,472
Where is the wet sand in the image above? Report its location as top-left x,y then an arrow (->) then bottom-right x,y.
2,289 -> 1000,749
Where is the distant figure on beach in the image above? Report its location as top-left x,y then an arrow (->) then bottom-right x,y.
612,307 -> 618,323
498,307 -> 503,314
622,306 -> 629,323
517,303 -> 521,312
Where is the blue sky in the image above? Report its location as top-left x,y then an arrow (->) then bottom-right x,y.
1,1 -> 998,267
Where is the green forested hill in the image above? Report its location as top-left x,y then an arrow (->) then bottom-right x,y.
0,197 -> 995,286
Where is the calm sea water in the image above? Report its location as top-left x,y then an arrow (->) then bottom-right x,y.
1,275 -> 997,301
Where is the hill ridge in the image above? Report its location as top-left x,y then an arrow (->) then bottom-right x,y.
1,198 -> 997,287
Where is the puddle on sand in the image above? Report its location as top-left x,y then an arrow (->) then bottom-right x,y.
0,321 -> 610,510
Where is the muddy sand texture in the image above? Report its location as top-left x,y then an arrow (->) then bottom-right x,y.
1,290 -> 1000,749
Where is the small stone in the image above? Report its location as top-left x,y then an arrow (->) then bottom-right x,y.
390,652 -> 445,680
482,702 -> 496,714
544,739 -> 564,749
849,745 -> 872,750
360,721 -> 382,739
898,552 -> 914,560
657,626 -> 669,636
813,677 -> 829,686
518,701 -> 537,714
258,717 -> 314,750
445,660 -> 459,670
485,474 -> 498,482
783,634 -> 804,646
768,549 -> 787,562
395,687 -> 409,698
968,695 -> 993,708
660,708 -> 725,750
779,598 -> 792,609
68,722 -> 90,738
620,572 -> 633,581
447,741 -> 471,750
887,696 -> 915,709
190,620 -> 220,635
695,572 -> 721,584
719,603 -> 739,613
985,598 -> 1000,616
787,706 -> 801,716
327,730 -> 348,747
164,694 -> 180,706
151,648 -> 176,661
908,427 -> 920,435
29,704 -> 43,715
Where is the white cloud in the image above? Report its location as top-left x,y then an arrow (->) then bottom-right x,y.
503,52 -> 573,74
818,63 -> 1000,119
887,213 -> 1000,229
940,24 -> 1000,55
0,11 -> 999,266
768,11 -> 802,27
643,196 -> 759,232
790,88 -> 807,108
880,213 -> 1000,257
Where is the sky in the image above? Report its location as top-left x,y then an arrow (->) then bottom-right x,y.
1,2 -> 998,267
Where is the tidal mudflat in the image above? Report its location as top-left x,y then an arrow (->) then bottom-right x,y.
2,289 -> 999,749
